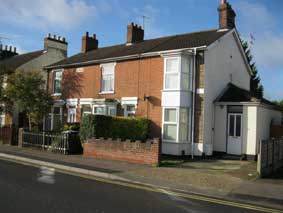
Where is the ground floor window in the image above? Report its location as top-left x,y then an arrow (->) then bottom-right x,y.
162,107 -> 190,142
93,104 -> 117,116
67,106 -> 76,123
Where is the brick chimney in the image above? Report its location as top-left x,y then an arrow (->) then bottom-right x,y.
44,33 -> 68,57
126,22 -> 144,44
0,44 -> 18,60
218,0 -> 236,30
81,32 -> 98,53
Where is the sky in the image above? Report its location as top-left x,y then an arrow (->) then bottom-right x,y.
0,0 -> 282,100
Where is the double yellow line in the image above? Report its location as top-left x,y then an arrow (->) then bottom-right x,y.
59,169 -> 282,213
1,156 -> 282,213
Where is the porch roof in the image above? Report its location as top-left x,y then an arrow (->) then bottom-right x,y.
215,83 -> 282,110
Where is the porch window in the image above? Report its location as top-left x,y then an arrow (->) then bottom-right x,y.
164,58 -> 179,90
101,64 -> 115,93
181,57 -> 190,90
228,114 -> 242,137
67,106 -> 76,123
53,70 -> 63,94
81,105 -> 92,117
124,104 -> 136,117
163,108 -> 177,141
93,106 -> 106,115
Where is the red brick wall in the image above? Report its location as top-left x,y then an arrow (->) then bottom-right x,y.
48,56 -> 163,138
83,138 -> 160,166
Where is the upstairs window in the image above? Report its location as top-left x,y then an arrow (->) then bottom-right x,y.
164,58 -> 179,90
53,70 -> 63,94
101,63 -> 115,93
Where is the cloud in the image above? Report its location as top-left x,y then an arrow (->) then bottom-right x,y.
236,1 -> 283,71
0,0 -> 96,30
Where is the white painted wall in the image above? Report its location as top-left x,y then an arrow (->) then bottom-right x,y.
243,106 -> 258,155
213,105 -> 227,152
204,31 -> 251,152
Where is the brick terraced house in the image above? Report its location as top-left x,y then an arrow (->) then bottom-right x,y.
45,0 -> 282,158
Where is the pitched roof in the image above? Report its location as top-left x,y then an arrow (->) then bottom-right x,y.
47,29 -> 230,69
216,83 -> 282,110
0,50 -> 44,71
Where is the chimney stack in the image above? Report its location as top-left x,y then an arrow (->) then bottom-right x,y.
0,44 -> 18,60
81,32 -> 98,53
126,22 -> 144,44
218,0 -> 236,30
44,33 -> 68,56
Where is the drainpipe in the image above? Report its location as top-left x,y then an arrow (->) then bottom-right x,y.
191,48 -> 197,159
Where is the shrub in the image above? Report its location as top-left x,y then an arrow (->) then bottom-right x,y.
63,123 -> 80,131
79,115 -> 150,143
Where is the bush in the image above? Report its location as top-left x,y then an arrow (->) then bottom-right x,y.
63,123 -> 80,131
79,115 -> 150,143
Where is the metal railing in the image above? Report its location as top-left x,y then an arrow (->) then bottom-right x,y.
22,131 -> 70,154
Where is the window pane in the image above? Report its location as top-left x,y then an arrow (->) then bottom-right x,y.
166,58 -> 178,73
179,123 -> 188,142
102,66 -> 114,92
164,109 -> 176,122
180,108 -> 188,124
236,115 -> 241,137
164,124 -> 177,141
229,115 -> 235,136
181,73 -> 189,90
126,105 -> 135,111
165,73 -> 178,89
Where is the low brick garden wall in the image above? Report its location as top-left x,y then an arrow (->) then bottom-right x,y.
83,138 -> 160,166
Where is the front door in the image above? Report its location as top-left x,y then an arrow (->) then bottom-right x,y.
227,113 -> 242,155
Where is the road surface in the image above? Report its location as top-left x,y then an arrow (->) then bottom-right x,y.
0,159 -> 268,213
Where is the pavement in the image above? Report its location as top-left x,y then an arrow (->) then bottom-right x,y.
0,159 -> 267,213
0,144 -> 283,211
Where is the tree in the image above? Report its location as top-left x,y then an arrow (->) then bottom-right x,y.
241,38 -> 264,98
272,99 -> 283,108
4,70 -> 53,130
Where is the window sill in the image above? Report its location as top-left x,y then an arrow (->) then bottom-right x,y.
99,91 -> 114,95
52,93 -> 62,97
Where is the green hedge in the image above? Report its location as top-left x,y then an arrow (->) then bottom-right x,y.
80,115 -> 150,143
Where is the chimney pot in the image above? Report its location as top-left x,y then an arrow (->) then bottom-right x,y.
0,44 -> 2,50
9,46 -> 12,51
5,45 -> 8,50
62,37 -> 66,42
53,35 -> 57,39
14,47 -> 16,53
221,0 -> 226,4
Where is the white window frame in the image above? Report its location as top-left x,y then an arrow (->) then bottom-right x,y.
180,56 -> 191,91
163,57 -> 181,91
52,69 -> 63,96
100,63 -> 116,94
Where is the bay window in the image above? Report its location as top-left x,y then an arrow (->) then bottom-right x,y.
53,69 -> 63,94
93,104 -> 117,116
81,105 -> 92,117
